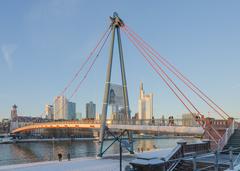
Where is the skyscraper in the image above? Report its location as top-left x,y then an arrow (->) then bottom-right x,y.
86,101 -> 96,119
11,104 -> 18,120
45,104 -> 53,120
68,102 -> 76,120
138,82 -> 153,120
54,96 -> 68,120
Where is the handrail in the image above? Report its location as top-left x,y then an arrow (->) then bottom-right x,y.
234,153 -> 240,167
217,119 -> 235,151
164,144 -> 182,171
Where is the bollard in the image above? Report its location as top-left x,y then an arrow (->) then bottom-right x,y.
160,158 -> 166,171
229,147 -> 234,170
192,153 -> 197,171
67,153 -> 71,161
214,150 -> 219,171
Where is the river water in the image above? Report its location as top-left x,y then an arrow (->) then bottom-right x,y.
0,137 -> 200,166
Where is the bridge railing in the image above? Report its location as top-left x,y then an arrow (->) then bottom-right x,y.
110,118 -> 200,127
11,118 -> 201,133
217,119 -> 235,151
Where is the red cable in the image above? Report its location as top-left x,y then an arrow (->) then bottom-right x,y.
123,27 -> 202,116
124,24 -> 230,119
123,26 -> 223,140
122,28 -> 195,120
122,27 -> 221,141
124,25 -> 226,120
60,27 -> 111,96
52,28 -> 111,117
69,29 -> 111,99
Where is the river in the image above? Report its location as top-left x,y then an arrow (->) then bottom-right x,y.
0,137 -> 200,166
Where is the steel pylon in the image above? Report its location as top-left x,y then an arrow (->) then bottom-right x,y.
98,12 -> 134,157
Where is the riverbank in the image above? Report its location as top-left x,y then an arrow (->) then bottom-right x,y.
0,156 -> 130,171
0,137 -> 199,166
0,148 -> 174,171
9,135 -> 196,143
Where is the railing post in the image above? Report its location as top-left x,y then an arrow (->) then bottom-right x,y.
161,158 -> 166,171
192,153 -> 197,171
214,150 -> 219,171
177,141 -> 187,157
229,147 -> 234,170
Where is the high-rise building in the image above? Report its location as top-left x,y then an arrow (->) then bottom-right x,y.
54,96 -> 68,120
53,96 -> 77,120
86,101 -> 96,119
68,102 -> 76,120
138,82 -> 153,120
11,104 -> 18,120
182,113 -> 198,127
45,105 -> 54,120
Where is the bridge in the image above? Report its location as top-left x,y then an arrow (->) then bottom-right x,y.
10,13 -> 239,158
11,119 -> 204,135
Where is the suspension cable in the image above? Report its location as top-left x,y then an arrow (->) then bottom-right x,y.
121,27 -> 220,142
51,27 -> 111,117
69,29 -> 111,98
122,27 -> 203,118
60,26 -> 111,96
124,24 -> 230,119
123,25 -> 226,120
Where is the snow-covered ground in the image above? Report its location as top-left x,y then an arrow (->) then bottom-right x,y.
0,157 -> 130,171
0,148 -> 175,171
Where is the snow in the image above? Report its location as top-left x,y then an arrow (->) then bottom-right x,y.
0,157 -> 129,171
136,148 -> 173,160
130,147 -> 175,166
0,147 -> 177,171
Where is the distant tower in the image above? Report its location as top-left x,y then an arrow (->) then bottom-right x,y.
45,105 -> 54,120
11,104 -> 18,120
53,96 -> 68,120
68,101 -> 76,120
86,101 -> 96,119
138,82 -> 153,120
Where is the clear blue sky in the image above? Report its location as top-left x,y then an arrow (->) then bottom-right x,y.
0,0 -> 240,120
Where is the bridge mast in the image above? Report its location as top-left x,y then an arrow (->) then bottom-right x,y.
98,12 -> 133,157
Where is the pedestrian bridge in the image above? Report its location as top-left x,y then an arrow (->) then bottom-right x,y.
11,119 -> 204,135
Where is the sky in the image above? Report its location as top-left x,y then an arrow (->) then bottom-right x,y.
0,0 -> 240,120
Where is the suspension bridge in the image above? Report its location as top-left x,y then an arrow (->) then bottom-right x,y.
11,13 -> 238,159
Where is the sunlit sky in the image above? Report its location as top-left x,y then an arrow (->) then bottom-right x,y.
1,0 -> 240,120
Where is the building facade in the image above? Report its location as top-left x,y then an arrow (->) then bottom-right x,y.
138,82 -> 153,120
11,104 -> 18,120
53,96 -> 77,120
45,105 -> 54,120
68,102 -> 76,120
54,96 -> 68,120
86,101 -> 96,119
182,113 -> 198,127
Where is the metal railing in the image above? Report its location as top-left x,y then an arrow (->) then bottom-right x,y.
11,118 -> 203,133
165,147 -> 240,171
217,119 -> 235,151
130,141 -> 240,171
234,152 -> 240,167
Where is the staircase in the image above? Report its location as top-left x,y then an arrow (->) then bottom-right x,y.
223,129 -> 240,154
173,160 -> 228,171
173,160 -> 193,171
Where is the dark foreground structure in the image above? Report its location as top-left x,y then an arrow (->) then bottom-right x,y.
130,140 -> 240,171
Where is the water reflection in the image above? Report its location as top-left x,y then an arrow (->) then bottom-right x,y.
0,137 -> 199,166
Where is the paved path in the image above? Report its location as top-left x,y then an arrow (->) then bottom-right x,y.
0,157 -> 130,171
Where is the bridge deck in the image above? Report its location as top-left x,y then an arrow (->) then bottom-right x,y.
12,122 -> 204,135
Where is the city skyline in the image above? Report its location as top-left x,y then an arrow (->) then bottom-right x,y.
1,1 -> 240,120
